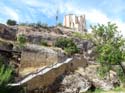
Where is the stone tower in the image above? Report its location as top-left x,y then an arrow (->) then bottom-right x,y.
63,14 -> 86,32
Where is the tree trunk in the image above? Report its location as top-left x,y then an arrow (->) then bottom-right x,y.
118,61 -> 125,75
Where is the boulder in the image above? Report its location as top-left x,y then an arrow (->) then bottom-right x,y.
76,65 -> 119,91
58,73 -> 91,93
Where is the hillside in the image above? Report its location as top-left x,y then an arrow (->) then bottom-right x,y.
0,23 -> 125,93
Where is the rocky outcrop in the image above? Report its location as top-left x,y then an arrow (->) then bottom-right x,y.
75,39 -> 94,54
58,73 -> 91,93
76,65 -> 120,91
17,26 -> 73,45
0,41 -> 13,50
57,65 -> 119,93
19,44 -> 66,76
0,24 -> 17,40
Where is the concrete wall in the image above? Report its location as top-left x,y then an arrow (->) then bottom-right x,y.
24,55 -> 87,92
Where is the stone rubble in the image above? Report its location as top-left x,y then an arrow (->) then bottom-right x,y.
58,73 -> 91,93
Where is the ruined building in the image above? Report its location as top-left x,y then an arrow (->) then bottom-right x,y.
63,14 -> 86,32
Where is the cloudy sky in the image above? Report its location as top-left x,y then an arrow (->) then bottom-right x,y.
0,0 -> 125,35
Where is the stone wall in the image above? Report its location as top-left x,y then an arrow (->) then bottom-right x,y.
23,55 -> 87,92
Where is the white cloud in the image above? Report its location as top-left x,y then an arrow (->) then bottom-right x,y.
113,20 -> 125,36
84,10 -> 110,24
4,7 -> 19,21
0,6 -> 19,22
84,10 -> 125,36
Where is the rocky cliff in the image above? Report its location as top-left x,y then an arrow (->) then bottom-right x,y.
0,24 -> 17,40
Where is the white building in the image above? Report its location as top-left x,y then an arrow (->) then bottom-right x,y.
63,14 -> 86,32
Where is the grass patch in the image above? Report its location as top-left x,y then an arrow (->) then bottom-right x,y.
113,86 -> 125,92
87,88 -> 104,93
85,87 -> 125,93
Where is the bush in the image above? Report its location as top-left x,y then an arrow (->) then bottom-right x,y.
17,34 -> 26,45
64,46 -> 79,55
57,22 -> 63,26
19,23 -> 29,26
41,40 -> 48,46
6,19 -> 17,26
41,23 -> 48,28
55,37 -> 79,55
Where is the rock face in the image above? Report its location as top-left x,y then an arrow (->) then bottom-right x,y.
0,41 -> 13,64
74,39 -> 93,52
0,41 -> 13,50
57,65 -> 119,93
58,73 -> 91,93
19,44 -> 66,76
17,26 -> 73,46
0,24 -> 17,40
76,65 -> 120,91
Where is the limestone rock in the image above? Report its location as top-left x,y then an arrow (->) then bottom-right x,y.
76,66 -> 119,91
0,24 -> 17,40
59,73 -> 91,93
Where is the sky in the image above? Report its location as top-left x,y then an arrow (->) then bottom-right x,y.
0,0 -> 125,35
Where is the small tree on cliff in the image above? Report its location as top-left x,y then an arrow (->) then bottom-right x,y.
90,22 -> 125,81
7,19 -> 17,26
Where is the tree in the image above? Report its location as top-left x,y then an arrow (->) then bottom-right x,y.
89,22 -> 125,81
6,19 -> 17,26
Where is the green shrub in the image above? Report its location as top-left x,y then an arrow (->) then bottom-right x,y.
41,40 -> 48,46
55,37 -> 79,55
17,34 -> 26,45
35,21 -> 48,28
72,32 -> 85,39
64,46 -> 79,55
19,23 -> 27,26
57,22 -> 63,26
6,19 -> 17,26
